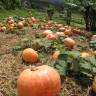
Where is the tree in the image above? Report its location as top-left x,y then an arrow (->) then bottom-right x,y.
1,0 -> 20,9
64,0 -> 96,31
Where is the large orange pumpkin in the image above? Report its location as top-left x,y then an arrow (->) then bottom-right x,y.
22,48 -> 38,63
64,37 -> 75,48
17,65 -> 61,96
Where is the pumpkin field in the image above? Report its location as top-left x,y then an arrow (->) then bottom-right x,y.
0,15 -> 96,96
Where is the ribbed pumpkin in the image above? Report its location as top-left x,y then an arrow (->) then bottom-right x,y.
64,37 -> 75,48
22,48 -> 38,63
17,65 -> 61,96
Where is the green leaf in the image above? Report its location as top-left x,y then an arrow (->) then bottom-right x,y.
50,59 -> 67,76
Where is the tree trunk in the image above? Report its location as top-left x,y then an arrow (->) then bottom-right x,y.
66,9 -> 71,25
83,6 -> 96,31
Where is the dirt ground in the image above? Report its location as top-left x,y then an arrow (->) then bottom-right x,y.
0,28 -> 89,96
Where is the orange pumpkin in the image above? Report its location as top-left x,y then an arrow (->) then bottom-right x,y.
43,30 -> 53,36
52,51 -> 60,60
55,32 -> 65,37
58,27 -> 65,31
22,48 -> 38,63
1,26 -> 6,32
8,19 -> 14,24
56,24 -> 63,29
64,37 -> 75,48
31,17 -> 36,23
46,33 -> 57,40
17,65 -> 61,96
10,26 -> 14,31
18,22 -> 24,29
64,29 -> 73,36
10,23 -> 15,27
80,52 -> 91,58
47,20 -> 53,25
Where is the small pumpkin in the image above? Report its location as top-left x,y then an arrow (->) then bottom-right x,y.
1,26 -> 6,32
58,27 -> 65,31
8,19 -> 15,24
43,30 -> 53,36
80,52 -> 91,58
47,20 -> 53,25
51,51 -> 60,60
18,22 -> 24,29
46,33 -> 57,40
17,65 -> 61,96
10,23 -> 15,27
91,35 -> 96,41
94,51 -> 96,56
10,26 -> 14,31
22,48 -> 38,63
31,17 -> 37,23
64,37 -> 75,48
64,29 -> 73,36
55,32 -> 65,37
56,24 -> 63,29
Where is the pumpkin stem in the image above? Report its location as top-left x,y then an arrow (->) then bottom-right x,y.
29,65 -> 38,71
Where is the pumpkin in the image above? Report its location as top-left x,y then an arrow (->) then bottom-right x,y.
29,23 -> 33,27
1,26 -> 6,32
8,19 -> 14,24
43,30 -> 53,36
64,37 -> 75,48
18,22 -> 24,29
91,35 -> 96,41
46,33 -> 57,40
92,77 -> 96,93
47,20 -> 53,25
10,23 -> 15,27
17,65 -> 61,96
64,29 -> 73,36
72,28 -> 81,34
51,51 -> 60,60
10,26 -> 14,31
58,27 -> 65,31
22,48 -> 38,63
55,32 -> 65,37
31,17 -> 36,23
80,52 -> 91,58
94,51 -> 96,56
56,24 -> 63,29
